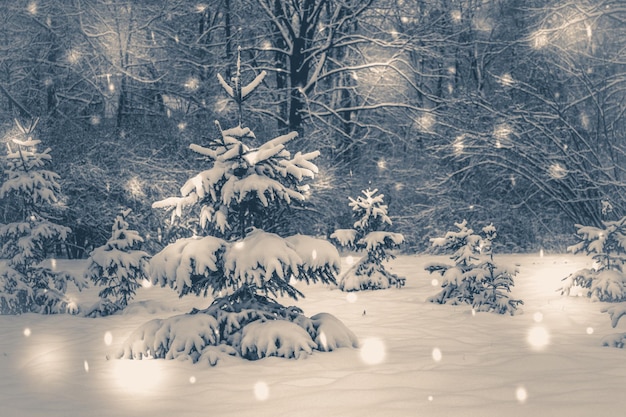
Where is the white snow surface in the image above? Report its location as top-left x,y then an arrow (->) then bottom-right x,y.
2,254 -> 626,416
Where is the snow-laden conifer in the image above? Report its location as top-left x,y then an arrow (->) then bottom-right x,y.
119,48 -> 355,364
331,188 -> 405,291
425,220 -> 522,315
83,209 -> 149,317
0,119 -> 85,314
560,217 -> 626,302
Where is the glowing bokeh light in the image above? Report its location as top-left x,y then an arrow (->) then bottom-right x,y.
359,337 -> 386,365
533,312 -> 543,323
311,249 -> 318,260
451,10 -> 461,23
516,386 -> 528,403
431,278 -> 439,287
23,328 -> 32,337
184,77 -> 200,91
84,360 -> 90,373
453,135 -> 465,155
346,256 -> 355,266
432,347 -> 443,362
586,327 -> 594,335
377,158 -> 387,170
141,279 -> 153,289
254,381 -> 270,401
346,292 -> 358,303
549,163 -> 567,179
540,249 -> 544,258
189,376 -> 197,384
527,326 -> 550,350
27,1 -> 37,15
428,395 -> 434,402
104,331 -> 113,346
111,360 -> 164,395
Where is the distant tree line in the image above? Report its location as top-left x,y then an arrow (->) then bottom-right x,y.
1,0 -> 624,254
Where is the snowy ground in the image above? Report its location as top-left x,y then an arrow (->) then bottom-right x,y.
1,253 -> 625,417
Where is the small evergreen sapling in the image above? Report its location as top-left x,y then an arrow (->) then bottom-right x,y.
425,220 -> 522,315
84,209 -> 149,317
0,119 -> 85,314
560,217 -> 626,302
119,49 -> 357,364
331,188 -> 405,291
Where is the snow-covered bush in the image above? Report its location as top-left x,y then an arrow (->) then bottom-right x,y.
0,119 -> 85,314
119,49 -> 354,363
425,220 -> 522,315
331,188 -> 405,291
560,217 -> 626,302
83,209 -> 149,317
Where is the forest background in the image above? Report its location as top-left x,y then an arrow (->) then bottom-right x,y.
1,0 -> 624,256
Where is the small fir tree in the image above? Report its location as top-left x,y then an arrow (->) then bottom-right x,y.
560,217 -> 626,302
118,49 -> 357,364
331,188 -> 405,291
0,119 -> 85,314
84,209 -> 149,317
425,220 -> 522,315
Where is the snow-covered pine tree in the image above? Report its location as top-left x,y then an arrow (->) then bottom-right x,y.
83,209 -> 149,317
425,220 -> 522,315
0,119 -> 85,314
118,48 -> 357,364
330,188 -> 405,291
560,217 -> 626,302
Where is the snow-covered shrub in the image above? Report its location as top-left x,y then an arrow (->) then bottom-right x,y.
0,119 -> 85,314
425,221 -> 522,315
331,188 -> 405,291
83,209 -> 150,317
560,217 -> 626,302
119,49 -> 354,363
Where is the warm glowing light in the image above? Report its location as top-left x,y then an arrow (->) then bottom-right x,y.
494,124 -> 512,146
184,77 -> 200,91
453,135 -> 464,155
189,376 -> 197,384
234,241 -> 245,250
516,386 -> 528,403
431,278 -> 439,287
471,308 -> 476,317
90,115 -> 101,126
27,1 -> 37,15
195,4 -> 208,13
585,24 -> 592,40
177,122 -> 187,131
377,158 -> 387,170
549,163 -> 567,179
415,113 -> 435,133
84,360 -> 90,373
510,175 -> 516,187
108,83 -> 116,93
346,256 -> 355,266
111,360 -> 164,395
360,337 -> 386,365
451,10 -> 461,23
539,249 -> 544,258
104,331 -> 113,346
51,258 -> 57,271
394,182 -> 404,191
527,326 -> 550,350
261,40 -> 272,50
428,395 -> 434,402
499,73 -> 514,87
533,312 -> 543,323
141,279 -> 152,289
23,328 -> 32,337
586,327 -> 594,335
311,249 -> 318,260
431,347 -> 443,362
254,381 -> 270,401
66,48 -> 82,65
126,177 -> 145,198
